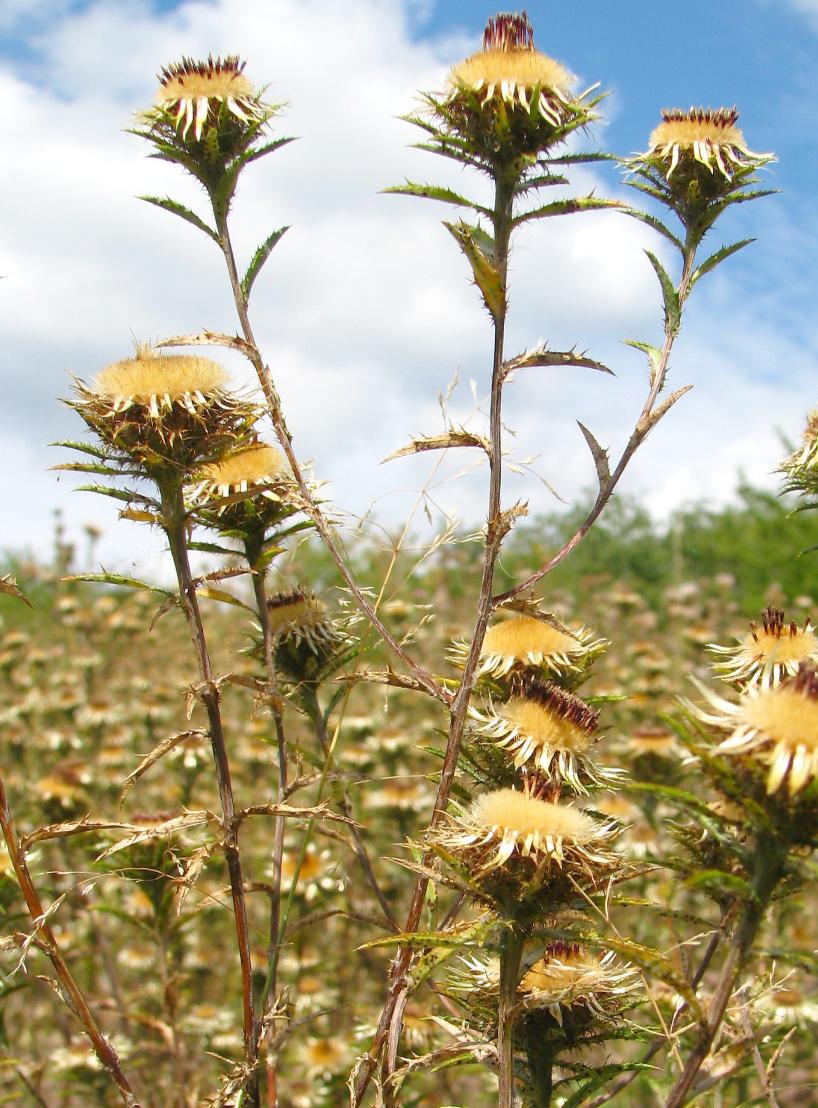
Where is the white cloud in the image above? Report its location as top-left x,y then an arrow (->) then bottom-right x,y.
0,0 -> 813,579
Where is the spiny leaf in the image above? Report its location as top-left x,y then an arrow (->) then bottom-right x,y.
645,250 -> 681,335
622,207 -> 684,252
139,196 -> 219,242
503,344 -> 612,380
119,730 -> 208,806
684,869 -> 752,900
690,238 -> 755,286
74,484 -> 159,509
385,181 -> 490,218
241,226 -> 289,301
239,134 -> 296,166
382,430 -> 490,463
623,339 -> 663,385
644,384 -> 693,431
444,221 -> 505,320
0,575 -> 31,607
513,196 -> 626,227
50,439 -> 109,459
96,811 -> 214,860
577,421 -> 610,491
63,572 -> 174,598
195,586 -> 253,611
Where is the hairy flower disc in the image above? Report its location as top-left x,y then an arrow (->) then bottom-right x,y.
710,606 -> 818,686
642,107 -> 771,181
153,54 -> 263,140
70,350 -> 254,472
693,664 -> 818,794
448,11 -> 576,127
187,443 -> 295,531
267,590 -> 336,648
473,676 -> 617,790
452,613 -> 604,680
437,787 -> 616,874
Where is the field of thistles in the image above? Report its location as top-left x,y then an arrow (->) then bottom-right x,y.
2,8 -> 818,1106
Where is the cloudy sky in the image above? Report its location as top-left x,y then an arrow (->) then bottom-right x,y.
1,0 -> 816,576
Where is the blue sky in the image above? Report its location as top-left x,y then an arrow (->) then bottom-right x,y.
0,0 -> 816,574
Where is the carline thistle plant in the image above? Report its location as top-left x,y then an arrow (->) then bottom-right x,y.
22,8 -> 783,1107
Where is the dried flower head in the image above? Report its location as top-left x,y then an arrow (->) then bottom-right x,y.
472,675 -> 619,791
449,11 -> 575,127
455,942 -> 638,1025
264,588 -> 348,683
148,55 -> 267,142
432,787 -> 617,875
692,663 -> 818,795
69,347 -> 256,475
452,613 -> 605,681
709,607 -> 818,687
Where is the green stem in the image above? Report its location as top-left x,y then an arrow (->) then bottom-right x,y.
498,927 -> 525,1108
160,483 -> 259,1107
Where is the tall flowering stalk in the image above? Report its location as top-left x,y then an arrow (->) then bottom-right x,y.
61,348 -> 262,1102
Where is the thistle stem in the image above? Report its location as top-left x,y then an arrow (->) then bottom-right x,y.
493,240 -> 698,605
247,560 -> 288,1108
0,775 -> 139,1106
663,840 -> 786,1108
214,214 -> 447,706
498,927 -> 525,1107
161,484 -> 259,1106
354,172 -> 515,1108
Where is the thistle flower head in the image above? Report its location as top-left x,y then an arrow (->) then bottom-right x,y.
187,442 -> 297,538
425,10 -> 595,172
627,107 -> 773,223
454,942 -> 638,1025
432,786 -> 617,876
452,612 -> 605,681
263,588 -> 349,684
691,663 -> 818,795
449,10 -> 576,128
780,411 -> 818,499
472,674 -> 620,791
147,54 -> 268,142
709,607 -> 818,687
69,348 -> 256,476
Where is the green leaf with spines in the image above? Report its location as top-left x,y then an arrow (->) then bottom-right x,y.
624,339 -> 664,384
64,573 -> 174,598
52,462 -> 140,478
241,226 -> 290,301
559,1063 -> 656,1107
239,135 -> 296,167
683,869 -> 752,899
645,250 -> 681,335
140,196 -> 219,242
187,540 -> 239,557
50,439 -> 110,459
622,206 -> 684,251
74,484 -> 161,510
512,195 -> 625,227
690,238 -> 755,286
444,221 -> 505,320
384,181 -> 491,218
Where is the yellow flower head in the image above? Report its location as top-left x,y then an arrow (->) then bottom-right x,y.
433,786 -> 617,875
451,612 -> 605,680
642,106 -> 771,181
69,347 -> 255,474
454,941 -> 638,1025
473,674 -> 619,791
709,606 -> 818,687
449,10 -> 575,127
152,55 -> 264,141
263,588 -> 347,683
187,442 -> 296,534
693,663 -> 818,795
